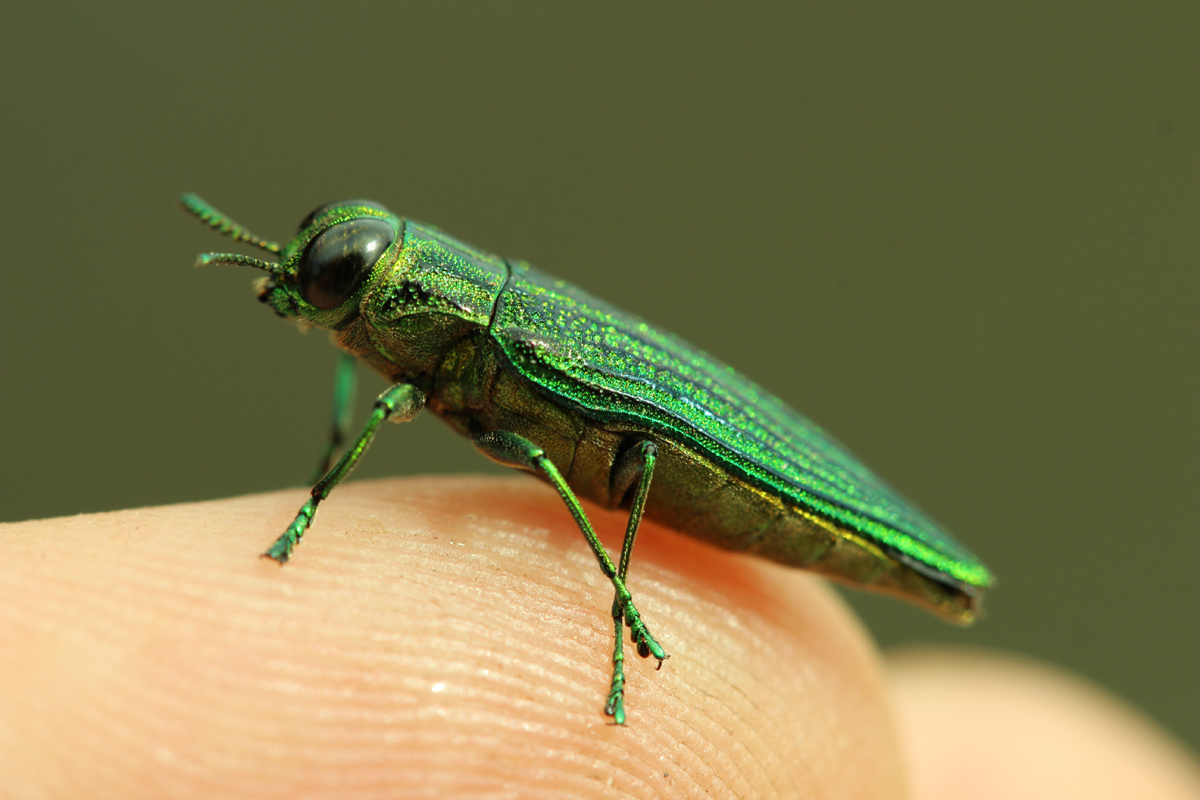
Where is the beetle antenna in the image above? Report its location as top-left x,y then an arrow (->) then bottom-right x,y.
194,252 -> 284,276
180,193 -> 282,254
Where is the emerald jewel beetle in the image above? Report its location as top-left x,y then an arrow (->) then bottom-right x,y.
181,193 -> 993,724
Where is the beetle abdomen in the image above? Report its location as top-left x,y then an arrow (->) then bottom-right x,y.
434,340 -> 979,622
487,262 -> 992,594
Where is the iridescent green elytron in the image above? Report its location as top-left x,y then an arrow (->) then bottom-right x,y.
181,194 -> 993,724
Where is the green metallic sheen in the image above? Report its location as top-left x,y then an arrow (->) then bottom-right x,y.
491,265 -> 991,589
182,193 -> 993,720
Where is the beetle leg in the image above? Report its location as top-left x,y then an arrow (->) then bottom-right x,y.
603,440 -> 659,724
263,382 -> 425,563
309,351 -> 359,483
473,431 -> 668,724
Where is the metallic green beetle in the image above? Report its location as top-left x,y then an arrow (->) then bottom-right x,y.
182,194 -> 993,724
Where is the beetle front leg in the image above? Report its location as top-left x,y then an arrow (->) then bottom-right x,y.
263,382 -> 425,563
309,351 -> 359,483
472,431 -> 667,723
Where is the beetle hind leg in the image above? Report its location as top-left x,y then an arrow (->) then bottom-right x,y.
603,439 -> 660,724
473,431 -> 666,724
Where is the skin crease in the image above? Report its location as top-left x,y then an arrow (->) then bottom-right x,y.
1,476 -> 1197,799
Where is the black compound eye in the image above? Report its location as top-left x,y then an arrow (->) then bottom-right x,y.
297,218 -> 395,310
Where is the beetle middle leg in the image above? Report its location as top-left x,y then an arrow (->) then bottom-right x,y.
473,431 -> 667,723
263,382 -> 425,563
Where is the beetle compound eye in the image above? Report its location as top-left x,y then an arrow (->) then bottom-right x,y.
297,218 -> 395,310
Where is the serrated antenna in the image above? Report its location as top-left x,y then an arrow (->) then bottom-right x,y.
180,193 -> 282,255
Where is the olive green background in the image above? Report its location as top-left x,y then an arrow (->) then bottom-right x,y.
3,3 -> 1196,750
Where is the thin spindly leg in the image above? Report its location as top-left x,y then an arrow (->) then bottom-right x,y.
264,383 -> 425,563
310,351 -> 359,483
603,440 -> 659,724
473,431 -> 667,723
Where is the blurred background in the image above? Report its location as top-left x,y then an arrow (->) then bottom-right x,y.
2,3 -> 1195,750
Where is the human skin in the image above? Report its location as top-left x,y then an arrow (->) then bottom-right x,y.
890,648 -> 1200,800
1,476 -> 1197,799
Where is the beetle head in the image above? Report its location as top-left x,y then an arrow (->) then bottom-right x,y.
181,194 -> 401,329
